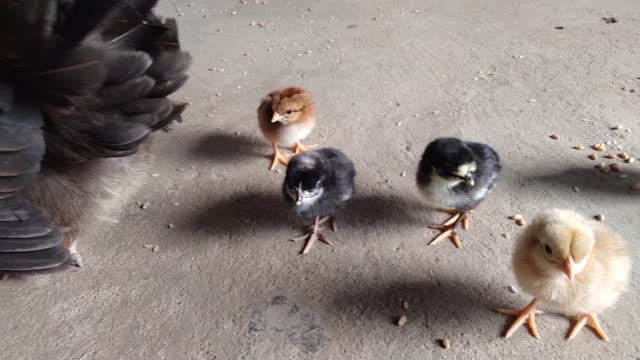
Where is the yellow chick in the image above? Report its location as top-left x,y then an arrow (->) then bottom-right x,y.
257,87 -> 317,170
497,209 -> 631,341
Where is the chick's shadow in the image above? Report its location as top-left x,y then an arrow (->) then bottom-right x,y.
181,192 -> 291,240
529,167 -> 639,196
180,191 -> 436,241
190,133 -> 269,163
332,278 -> 504,335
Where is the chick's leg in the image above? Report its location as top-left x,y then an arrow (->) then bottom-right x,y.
428,210 -> 470,248
292,142 -> 318,155
270,143 -> 290,170
496,298 -> 543,339
290,216 -> 334,254
566,314 -> 608,342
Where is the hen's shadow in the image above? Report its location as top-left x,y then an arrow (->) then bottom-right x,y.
191,133 -> 268,163
529,167 -> 639,196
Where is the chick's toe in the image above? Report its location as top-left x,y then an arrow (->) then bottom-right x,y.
292,142 -> 318,155
496,299 -> 543,339
567,314 -> 609,342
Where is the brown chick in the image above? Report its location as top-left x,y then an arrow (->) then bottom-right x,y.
497,209 -> 631,341
257,87 -> 317,170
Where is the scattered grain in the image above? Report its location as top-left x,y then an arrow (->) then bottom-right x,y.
397,315 -> 408,327
610,163 -> 621,173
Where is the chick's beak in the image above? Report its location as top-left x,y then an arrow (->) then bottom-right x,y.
271,112 -> 285,123
561,257 -> 575,280
465,175 -> 475,187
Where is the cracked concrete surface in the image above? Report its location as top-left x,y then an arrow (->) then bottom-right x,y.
1,0 -> 639,359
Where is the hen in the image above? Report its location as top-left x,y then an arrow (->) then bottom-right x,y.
0,0 -> 191,272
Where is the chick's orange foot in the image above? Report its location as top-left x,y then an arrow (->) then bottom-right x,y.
496,298 -> 543,339
428,209 -> 470,248
567,314 -> 609,342
292,142 -> 318,155
269,143 -> 291,170
290,216 -> 335,254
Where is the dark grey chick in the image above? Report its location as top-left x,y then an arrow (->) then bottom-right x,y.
416,137 -> 501,248
283,148 -> 356,254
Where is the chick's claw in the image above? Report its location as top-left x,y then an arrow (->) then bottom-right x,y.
290,216 -> 334,254
496,299 -> 543,339
292,142 -> 318,155
428,211 -> 468,248
269,143 -> 290,170
567,314 -> 609,342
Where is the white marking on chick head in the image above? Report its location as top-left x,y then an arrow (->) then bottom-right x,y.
454,162 -> 477,177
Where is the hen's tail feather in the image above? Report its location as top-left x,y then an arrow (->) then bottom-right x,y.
103,51 -> 153,84
99,76 -> 156,106
0,84 -> 67,271
152,101 -> 188,130
0,244 -> 68,271
3,0 -> 191,163
89,121 -> 151,152
148,74 -> 189,98
120,97 -> 173,117
57,0 -> 121,42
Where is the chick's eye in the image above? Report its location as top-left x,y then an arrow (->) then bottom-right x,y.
285,109 -> 293,115
544,244 -> 553,255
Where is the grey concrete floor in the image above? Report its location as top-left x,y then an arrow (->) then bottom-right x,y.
1,0 -> 640,359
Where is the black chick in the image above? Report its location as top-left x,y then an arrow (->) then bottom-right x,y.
283,148 -> 356,254
416,137 -> 501,248
0,0 -> 191,272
